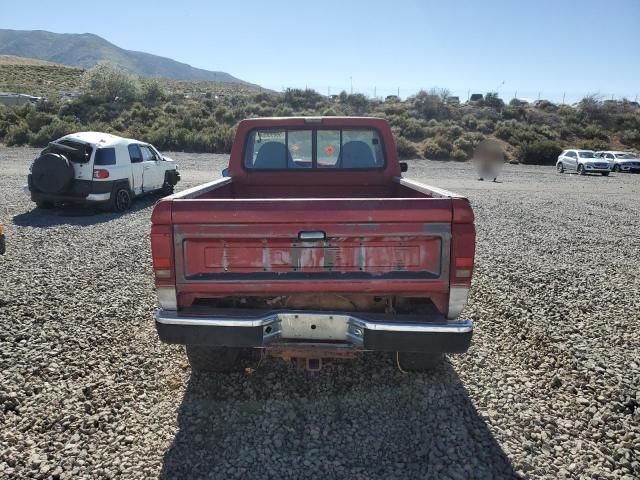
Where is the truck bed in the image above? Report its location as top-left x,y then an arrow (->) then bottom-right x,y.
152,177 -> 474,316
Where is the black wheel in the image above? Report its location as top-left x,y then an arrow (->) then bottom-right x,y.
613,164 -> 620,172
578,164 -> 585,175
557,162 -> 564,173
185,345 -> 245,373
396,352 -> 444,372
111,186 -> 132,212
161,181 -> 174,196
35,200 -> 54,209
601,172 -> 610,176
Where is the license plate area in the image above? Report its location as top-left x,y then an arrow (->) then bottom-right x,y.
277,313 -> 350,341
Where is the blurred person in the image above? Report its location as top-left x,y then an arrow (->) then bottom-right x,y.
473,139 -> 504,182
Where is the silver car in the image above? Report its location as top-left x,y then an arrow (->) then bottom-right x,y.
557,149 -> 611,176
596,151 -> 640,173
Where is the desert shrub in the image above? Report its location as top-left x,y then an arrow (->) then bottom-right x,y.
477,120 -> 495,134
29,119 -> 79,146
434,135 -> 453,152
582,125 -> 609,141
451,147 -> 468,161
620,129 -> 640,146
517,140 -> 562,165
445,125 -> 463,140
402,119 -> 428,141
423,140 -> 450,160
5,123 -> 31,146
141,80 -> 165,103
483,92 -> 504,110
453,136 -> 474,156
461,114 -> 477,130
395,136 -> 420,159
80,62 -> 141,102
579,139 -> 609,151
25,109 -> 55,132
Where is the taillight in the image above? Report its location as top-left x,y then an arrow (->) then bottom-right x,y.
454,257 -> 473,278
448,222 -> 475,319
151,224 -> 174,284
93,169 -> 110,179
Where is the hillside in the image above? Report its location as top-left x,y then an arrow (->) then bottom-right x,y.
0,55 -> 60,66
0,63 -> 263,99
0,64 -> 83,98
0,29 -> 252,84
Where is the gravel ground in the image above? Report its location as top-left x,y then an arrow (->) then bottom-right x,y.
0,147 -> 638,479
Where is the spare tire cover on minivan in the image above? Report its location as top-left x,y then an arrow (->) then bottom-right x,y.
31,153 -> 75,194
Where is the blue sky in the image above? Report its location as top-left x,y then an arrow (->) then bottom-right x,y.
2,0 -> 639,102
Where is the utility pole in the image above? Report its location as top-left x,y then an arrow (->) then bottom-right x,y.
537,91 -> 541,101
467,89 -> 470,101
514,90 -> 518,100
397,87 -> 400,98
374,86 -> 376,98
562,92 -> 566,104
350,76 -> 353,94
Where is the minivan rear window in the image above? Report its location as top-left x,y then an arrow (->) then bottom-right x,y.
244,128 -> 385,170
94,147 -> 116,166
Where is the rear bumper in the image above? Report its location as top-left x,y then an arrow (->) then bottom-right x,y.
26,177 -> 113,205
28,189 -> 110,204
155,308 -> 473,354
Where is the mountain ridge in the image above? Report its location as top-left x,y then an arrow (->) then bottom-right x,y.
0,29 -> 251,85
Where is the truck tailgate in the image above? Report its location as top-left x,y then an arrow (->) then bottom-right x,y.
168,197 -> 453,296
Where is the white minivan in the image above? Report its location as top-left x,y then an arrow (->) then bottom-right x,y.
26,132 -> 180,211
556,149 -> 611,176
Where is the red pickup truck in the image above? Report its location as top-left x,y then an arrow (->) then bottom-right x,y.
150,117 -> 475,372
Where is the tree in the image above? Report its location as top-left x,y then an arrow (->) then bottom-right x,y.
80,63 -> 141,103
483,92 -> 504,110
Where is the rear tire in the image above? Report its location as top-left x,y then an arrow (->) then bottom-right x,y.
396,352 -> 444,372
185,345 -> 244,373
35,200 -> 54,209
557,162 -> 564,173
601,172 -> 610,176
613,164 -> 620,172
578,164 -> 585,175
161,181 -> 174,196
111,186 -> 132,212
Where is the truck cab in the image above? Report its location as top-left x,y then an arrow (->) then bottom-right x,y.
150,117 -> 476,372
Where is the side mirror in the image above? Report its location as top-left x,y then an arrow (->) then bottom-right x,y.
222,168 -> 230,177
400,162 -> 408,173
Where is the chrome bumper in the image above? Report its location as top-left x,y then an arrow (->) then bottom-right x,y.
155,309 -> 473,353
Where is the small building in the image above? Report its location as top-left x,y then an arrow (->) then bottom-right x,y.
469,93 -> 484,103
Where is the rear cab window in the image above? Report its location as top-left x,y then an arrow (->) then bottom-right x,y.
244,128 -> 385,170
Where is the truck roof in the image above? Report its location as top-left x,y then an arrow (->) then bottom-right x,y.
238,116 -> 390,128
58,131 -> 143,149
